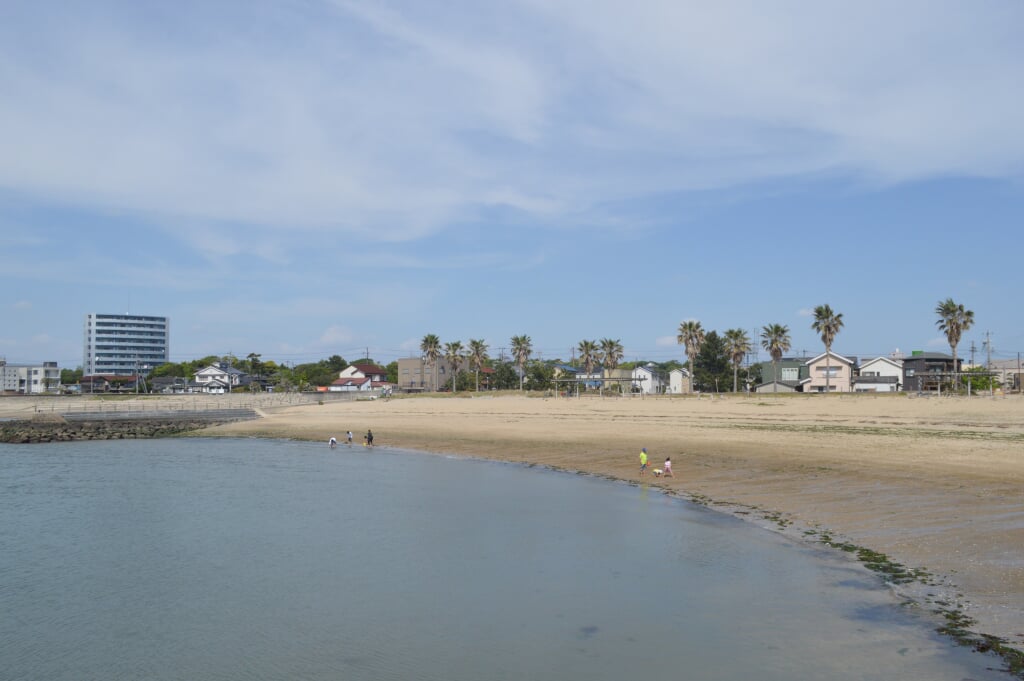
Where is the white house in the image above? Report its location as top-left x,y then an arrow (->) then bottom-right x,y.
329,376 -> 373,392
194,363 -> 248,394
669,368 -> 691,394
632,364 -> 667,394
853,356 -> 903,393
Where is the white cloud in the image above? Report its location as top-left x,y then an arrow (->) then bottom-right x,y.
0,0 -> 1021,252
797,308 -> 815,317
14,300 -> 31,310
655,335 -> 678,347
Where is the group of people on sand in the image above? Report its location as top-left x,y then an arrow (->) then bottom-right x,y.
329,430 -> 373,449
638,447 -> 672,478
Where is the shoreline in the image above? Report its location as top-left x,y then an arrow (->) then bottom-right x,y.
4,392 -> 1023,672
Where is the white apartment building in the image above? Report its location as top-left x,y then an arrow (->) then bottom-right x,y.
83,313 -> 170,376
0,360 -> 61,394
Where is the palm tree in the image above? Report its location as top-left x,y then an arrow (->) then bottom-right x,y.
811,304 -> 844,393
935,298 -> 974,390
467,339 -> 489,392
420,333 -> 441,391
510,334 -> 532,391
723,328 -> 752,393
444,341 -> 464,392
600,338 -> 624,394
760,324 -> 792,393
676,320 -> 705,393
577,339 -> 598,393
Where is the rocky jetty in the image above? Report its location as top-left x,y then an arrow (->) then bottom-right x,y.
0,414 -> 233,444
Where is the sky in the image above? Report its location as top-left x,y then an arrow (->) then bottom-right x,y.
2,1 -> 1023,370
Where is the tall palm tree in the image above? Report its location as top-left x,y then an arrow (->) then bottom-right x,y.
676,320 -> 705,393
577,339 -> 598,394
600,338 -> 624,394
510,334 -> 532,391
420,333 -> 441,391
760,324 -> 791,394
811,304 -> 844,393
467,339 -> 489,392
444,341 -> 464,392
723,328 -> 752,393
935,298 -> 974,390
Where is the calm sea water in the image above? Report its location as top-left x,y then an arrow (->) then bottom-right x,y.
0,438 -> 1005,680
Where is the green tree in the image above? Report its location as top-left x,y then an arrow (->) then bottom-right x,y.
723,328 -> 752,393
527,361 -> 554,391
467,339 -> 489,392
444,341 -> 464,392
511,335 -> 532,391
60,367 -> 84,385
676,320 -> 705,393
385,361 -> 398,384
935,298 -> 974,390
811,304 -> 844,393
600,338 -> 624,394
760,324 -> 792,393
577,339 -> 598,390
420,333 -> 442,391
694,331 -> 730,393
492,361 -> 519,390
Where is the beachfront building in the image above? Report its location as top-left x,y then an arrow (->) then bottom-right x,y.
632,364 -> 667,394
801,351 -> 857,393
852,356 -> 903,393
83,313 -> 169,376
397,356 -> 452,392
669,368 -> 691,394
339,363 -> 389,385
194,362 -> 249,394
901,352 -> 961,393
0,359 -> 61,394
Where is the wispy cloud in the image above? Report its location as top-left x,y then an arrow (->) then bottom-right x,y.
2,0 -> 1020,259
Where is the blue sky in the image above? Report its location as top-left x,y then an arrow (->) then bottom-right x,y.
2,1 -> 1023,369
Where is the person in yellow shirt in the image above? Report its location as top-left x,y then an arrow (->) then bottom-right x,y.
639,447 -> 648,476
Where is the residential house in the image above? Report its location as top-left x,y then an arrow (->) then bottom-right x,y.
986,358 -> 1023,393
753,357 -> 807,387
194,362 -> 249,394
632,364 -> 668,394
801,351 -> 857,393
340,363 -> 388,383
755,380 -> 801,393
902,352 -> 961,393
852,356 -> 903,393
669,368 -> 691,394
329,376 -> 373,392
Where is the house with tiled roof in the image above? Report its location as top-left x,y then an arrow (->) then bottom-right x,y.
337,362 -> 391,390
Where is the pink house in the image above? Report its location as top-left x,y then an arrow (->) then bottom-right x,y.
801,351 -> 856,393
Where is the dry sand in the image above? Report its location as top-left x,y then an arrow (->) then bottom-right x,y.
5,392 -> 1023,647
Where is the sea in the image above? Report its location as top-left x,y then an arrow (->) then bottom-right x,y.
0,437 -> 1007,680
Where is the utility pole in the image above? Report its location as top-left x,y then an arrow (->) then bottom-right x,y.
985,331 -> 993,397
969,341 -> 977,367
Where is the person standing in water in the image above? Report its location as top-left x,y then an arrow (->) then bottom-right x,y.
328,436 -> 337,449
366,429 -> 374,447
346,431 -> 353,446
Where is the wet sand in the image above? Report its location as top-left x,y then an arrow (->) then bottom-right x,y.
4,392 -> 1023,648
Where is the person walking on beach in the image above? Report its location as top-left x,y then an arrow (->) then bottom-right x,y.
346,431 -> 353,446
639,447 -> 648,476
663,456 -> 673,477
366,429 -> 374,447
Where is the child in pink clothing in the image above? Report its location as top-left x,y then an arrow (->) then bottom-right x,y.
663,457 -> 673,477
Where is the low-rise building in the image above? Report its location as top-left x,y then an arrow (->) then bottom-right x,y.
0,360 -> 61,394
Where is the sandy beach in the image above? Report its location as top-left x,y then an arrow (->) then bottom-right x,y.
5,391 -> 1023,650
